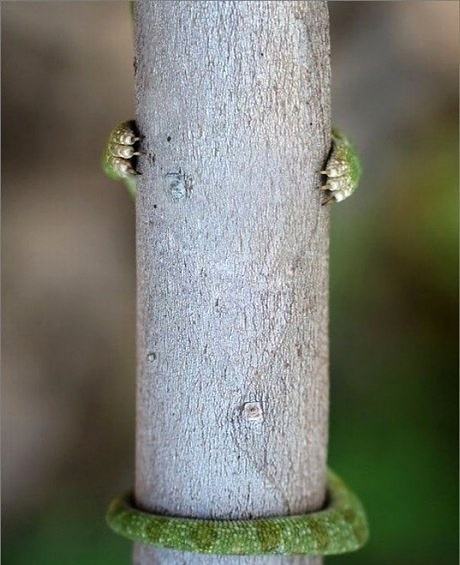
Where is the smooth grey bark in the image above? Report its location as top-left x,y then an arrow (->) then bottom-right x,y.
133,2 -> 330,564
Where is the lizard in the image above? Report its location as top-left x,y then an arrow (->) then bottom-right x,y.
102,7 -> 366,557
102,120 -> 367,556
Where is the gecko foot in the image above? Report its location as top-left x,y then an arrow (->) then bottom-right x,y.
321,129 -> 361,205
102,120 -> 141,182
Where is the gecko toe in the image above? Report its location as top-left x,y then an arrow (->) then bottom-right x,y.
103,120 -> 142,181
320,130 -> 361,203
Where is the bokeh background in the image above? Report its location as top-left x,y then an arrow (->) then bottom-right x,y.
2,2 -> 458,564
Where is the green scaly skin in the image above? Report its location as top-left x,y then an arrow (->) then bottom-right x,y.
102,122 -> 361,205
106,470 -> 368,556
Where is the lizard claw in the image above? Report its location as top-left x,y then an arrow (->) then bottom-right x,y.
321,129 -> 361,204
102,120 -> 142,183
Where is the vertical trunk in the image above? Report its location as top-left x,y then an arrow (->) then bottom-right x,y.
133,2 -> 330,563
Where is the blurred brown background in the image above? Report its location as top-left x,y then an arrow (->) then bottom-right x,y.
2,2 -> 458,564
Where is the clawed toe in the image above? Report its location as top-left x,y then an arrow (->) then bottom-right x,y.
103,120 -> 142,181
320,130 -> 361,205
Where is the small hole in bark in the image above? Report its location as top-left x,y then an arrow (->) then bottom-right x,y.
242,401 -> 263,422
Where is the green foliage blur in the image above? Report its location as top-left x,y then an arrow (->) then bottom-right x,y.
3,2 -> 458,564
330,125 -> 458,564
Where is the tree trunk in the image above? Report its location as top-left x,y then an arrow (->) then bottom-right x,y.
132,1 -> 330,563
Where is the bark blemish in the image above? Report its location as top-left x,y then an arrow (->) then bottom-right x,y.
164,171 -> 192,200
242,401 -> 264,422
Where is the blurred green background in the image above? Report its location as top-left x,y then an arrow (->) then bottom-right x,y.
2,2 -> 458,564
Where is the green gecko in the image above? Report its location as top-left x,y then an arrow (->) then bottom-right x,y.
103,1 -> 366,554
103,124 -> 367,555
102,121 -> 361,205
